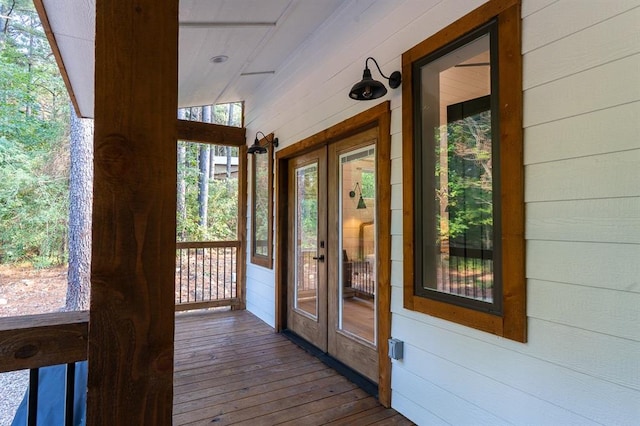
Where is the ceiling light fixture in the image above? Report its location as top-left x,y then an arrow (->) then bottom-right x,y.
247,132 -> 278,155
349,57 -> 401,101
210,55 -> 229,64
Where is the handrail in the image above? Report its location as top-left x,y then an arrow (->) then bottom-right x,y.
175,240 -> 241,249
0,311 -> 88,373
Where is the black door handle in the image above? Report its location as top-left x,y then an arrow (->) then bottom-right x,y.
312,254 -> 325,262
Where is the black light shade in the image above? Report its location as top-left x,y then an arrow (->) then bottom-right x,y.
349,57 -> 402,101
248,132 -> 278,155
247,139 -> 268,154
349,68 -> 387,100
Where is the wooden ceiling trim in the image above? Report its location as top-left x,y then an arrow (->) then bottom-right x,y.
32,0 -> 83,117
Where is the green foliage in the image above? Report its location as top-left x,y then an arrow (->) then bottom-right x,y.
0,1 -> 70,266
360,170 -> 375,199
298,167 -> 318,250
445,111 -> 493,249
177,140 -> 239,242
176,103 -> 244,242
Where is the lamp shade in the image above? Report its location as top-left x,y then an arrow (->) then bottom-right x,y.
349,68 -> 387,100
357,194 -> 367,209
247,139 -> 267,154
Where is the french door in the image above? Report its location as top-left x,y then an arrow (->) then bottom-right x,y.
287,127 -> 378,382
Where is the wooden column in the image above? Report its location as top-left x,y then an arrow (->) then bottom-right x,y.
88,0 -> 178,424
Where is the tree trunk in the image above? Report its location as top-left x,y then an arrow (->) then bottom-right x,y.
0,4 -> 5,40
177,109 -> 187,239
25,14 -> 34,117
198,105 -> 211,229
66,104 -> 93,311
225,103 -> 234,186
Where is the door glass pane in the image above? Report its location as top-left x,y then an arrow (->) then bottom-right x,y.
339,146 -> 376,344
294,163 -> 318,318
419,31 -> 496,304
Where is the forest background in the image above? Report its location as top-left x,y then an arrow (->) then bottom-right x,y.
0,0 -> 242,313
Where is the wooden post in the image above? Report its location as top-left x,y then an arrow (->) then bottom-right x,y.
88,0 -> 178,424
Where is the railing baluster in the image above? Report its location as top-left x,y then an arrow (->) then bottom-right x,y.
195,247 -> 199,301
179,248 -> 183,304
216,247 -> 220,299
27,368 -> 39,426
208,247 -> 213,301
187,248 -> 191,303
233,247 -> 237,298
65,362 -> 75,426
223,247 -> 228,298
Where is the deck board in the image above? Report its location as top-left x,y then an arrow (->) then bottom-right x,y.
174,310 -> 412,425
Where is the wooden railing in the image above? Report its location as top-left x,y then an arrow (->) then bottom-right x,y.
1,242 -> 243,422
0,311 -> 89,425
175,241 -> 242,311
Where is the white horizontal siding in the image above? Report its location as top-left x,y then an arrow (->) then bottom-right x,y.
527,240 -> 640,292
524,102 -> 640,165
391,310 -> 640,425
525,150 -> 640,202
523,53 -> 640,127
245,255 -> 276,327
526,198 -> 640,244
528,279 -> 640,341
523,7 -> 640,89
391,365 -> 511,425
243,0 -> 640,424
521,0 -> 639,53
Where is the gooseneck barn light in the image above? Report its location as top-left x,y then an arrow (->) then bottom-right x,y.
349,57 -> 402,101
247,132 -> 278,155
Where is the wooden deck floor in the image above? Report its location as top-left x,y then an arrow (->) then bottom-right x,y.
173,309 -> 413,425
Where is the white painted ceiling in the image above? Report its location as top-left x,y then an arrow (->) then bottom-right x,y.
40,0 -> 347,118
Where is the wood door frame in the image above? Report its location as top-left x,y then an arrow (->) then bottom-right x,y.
275,102 -> 392,407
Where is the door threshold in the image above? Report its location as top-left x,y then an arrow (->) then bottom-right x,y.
281,329 -> 378,398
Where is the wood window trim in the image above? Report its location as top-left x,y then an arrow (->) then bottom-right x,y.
402,0 -> 525,342
250,134 -> 274,269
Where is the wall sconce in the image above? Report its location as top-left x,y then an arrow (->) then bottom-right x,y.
349,57 -> 402,101
349,182 -> 367,210
247,131 -> 278,154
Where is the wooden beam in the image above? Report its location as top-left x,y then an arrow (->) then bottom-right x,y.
89,0 -> 178,424
236,144 -> 248,310
0,312 -> 88,373
176,119 -> 246,146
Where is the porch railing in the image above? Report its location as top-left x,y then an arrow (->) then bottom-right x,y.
0,311 -> 88,426
175,241 -> 242,311
1,239 -> 243,424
